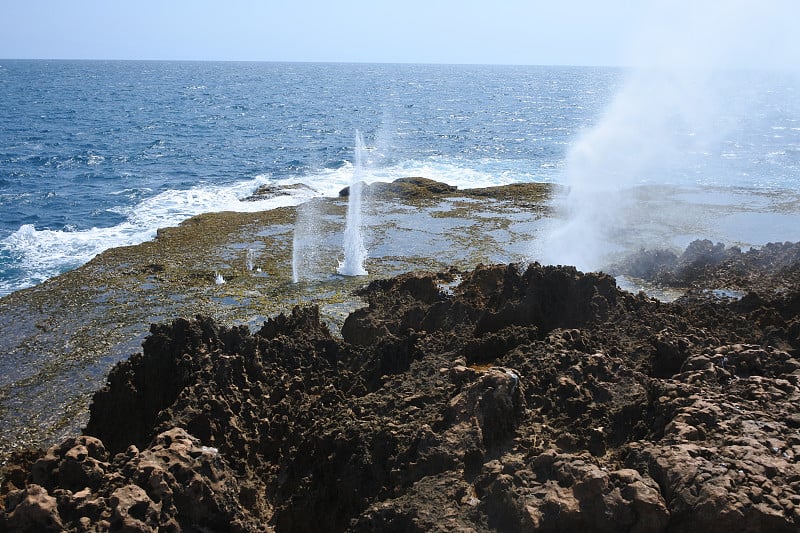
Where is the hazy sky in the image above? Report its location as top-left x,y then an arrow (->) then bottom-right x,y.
1,0 -> 798,68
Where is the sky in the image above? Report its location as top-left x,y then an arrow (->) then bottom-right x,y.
1,0 -> 798,68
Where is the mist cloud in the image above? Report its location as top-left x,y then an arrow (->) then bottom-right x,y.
535,0 -> 798,271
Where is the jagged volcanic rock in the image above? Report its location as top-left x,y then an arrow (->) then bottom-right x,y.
3,250 -> 800,532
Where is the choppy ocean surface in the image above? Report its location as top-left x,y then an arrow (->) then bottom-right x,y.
1,60 -> 799,296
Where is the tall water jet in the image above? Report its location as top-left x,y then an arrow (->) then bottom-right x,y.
338,130 -> 368,276
291,234 -> 300,283
291,199 -> 324,284
246,248 -> 256,272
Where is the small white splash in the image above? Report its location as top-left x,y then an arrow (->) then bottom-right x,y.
214,272 -> 225,285
436,275 -> 462,296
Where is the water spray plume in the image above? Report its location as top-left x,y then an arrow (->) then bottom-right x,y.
536,1 -> 779,272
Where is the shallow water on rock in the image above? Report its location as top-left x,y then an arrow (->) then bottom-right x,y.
615,275 -> 686,303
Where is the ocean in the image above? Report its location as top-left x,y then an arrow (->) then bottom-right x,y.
1,60 -> 799,296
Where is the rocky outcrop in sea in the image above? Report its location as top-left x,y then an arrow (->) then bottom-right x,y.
2,240 -> 800,532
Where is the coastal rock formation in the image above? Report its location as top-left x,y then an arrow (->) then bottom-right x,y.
612,239 -> 800,293
339,176 -> 458,199
3,241 -> 800,531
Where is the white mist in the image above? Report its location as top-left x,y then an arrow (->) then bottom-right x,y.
536,1 -> 793,272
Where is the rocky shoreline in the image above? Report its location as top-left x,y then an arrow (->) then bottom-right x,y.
0,179 -> 553,462
2,240 -> 800,531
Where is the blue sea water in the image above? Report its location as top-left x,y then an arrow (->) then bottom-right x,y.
1,60 -> 799,295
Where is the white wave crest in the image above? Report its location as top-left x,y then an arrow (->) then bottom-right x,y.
0,175 -> 321,295
280,157 -> 551,196
0,157 -> 551,295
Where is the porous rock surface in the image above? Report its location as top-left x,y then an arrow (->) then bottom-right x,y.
3,241 -> 800,532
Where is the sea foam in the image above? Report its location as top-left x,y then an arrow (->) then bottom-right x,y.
0,175 -> 316,296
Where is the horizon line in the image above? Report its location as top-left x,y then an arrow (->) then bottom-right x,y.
1,58 -> 794,73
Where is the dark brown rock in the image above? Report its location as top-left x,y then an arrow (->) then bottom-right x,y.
2,484 -> 63,532
4,245 -> 800,532
340,176 -> 458,198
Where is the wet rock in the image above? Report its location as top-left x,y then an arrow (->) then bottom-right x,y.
340,177 -> 458,199
243,182 -> 315,201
